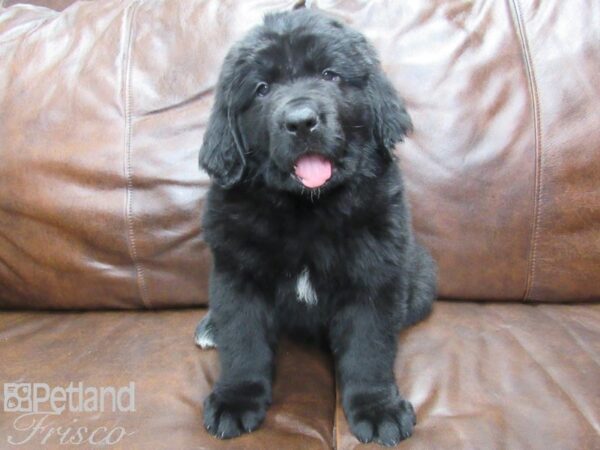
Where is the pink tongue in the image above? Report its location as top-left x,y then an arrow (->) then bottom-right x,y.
294,154 -> 332,188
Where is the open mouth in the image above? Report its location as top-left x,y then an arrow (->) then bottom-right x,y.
293,153 -> 333,188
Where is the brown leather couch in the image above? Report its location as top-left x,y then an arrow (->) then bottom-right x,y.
1,1 -> 598,449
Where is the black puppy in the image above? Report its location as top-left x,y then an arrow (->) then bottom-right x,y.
195,9 -> 436,446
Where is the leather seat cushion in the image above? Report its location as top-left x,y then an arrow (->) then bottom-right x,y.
1,302 -> 598,449
0,309 -> 335,449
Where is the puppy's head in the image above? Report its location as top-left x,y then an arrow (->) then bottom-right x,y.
200,9 -> 412,195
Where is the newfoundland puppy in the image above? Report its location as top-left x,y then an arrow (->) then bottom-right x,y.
195,8 -> 436,446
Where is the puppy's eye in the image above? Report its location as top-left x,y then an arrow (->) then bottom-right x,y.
256,82 -> 270,97
322,69 -> 341,82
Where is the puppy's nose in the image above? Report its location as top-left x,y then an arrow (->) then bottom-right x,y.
284,106 -> 319,135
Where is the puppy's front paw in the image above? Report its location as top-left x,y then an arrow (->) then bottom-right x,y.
346,390 -> 416,446
203,382 -> 270,439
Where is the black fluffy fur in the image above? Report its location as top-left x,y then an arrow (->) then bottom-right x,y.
197,9 -> 436,446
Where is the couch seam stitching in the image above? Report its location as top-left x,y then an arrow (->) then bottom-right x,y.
508,0 -> 542,302
123,0 -> 150,308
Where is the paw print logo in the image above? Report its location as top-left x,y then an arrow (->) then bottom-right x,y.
3,383 -> 32,412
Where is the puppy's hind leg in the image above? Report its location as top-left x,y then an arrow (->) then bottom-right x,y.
195,311 -> 217,349
404,244 -> 437,328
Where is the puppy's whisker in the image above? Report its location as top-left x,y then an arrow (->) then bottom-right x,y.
334,134 -> 346,144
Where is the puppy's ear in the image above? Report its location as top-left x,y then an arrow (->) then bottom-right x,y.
199,92 -> 246,189
369,70 -> 413,158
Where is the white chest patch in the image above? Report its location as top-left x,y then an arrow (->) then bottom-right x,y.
296,267 -> 318,305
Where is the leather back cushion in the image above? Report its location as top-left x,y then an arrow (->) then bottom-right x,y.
0,0 -> 598,308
